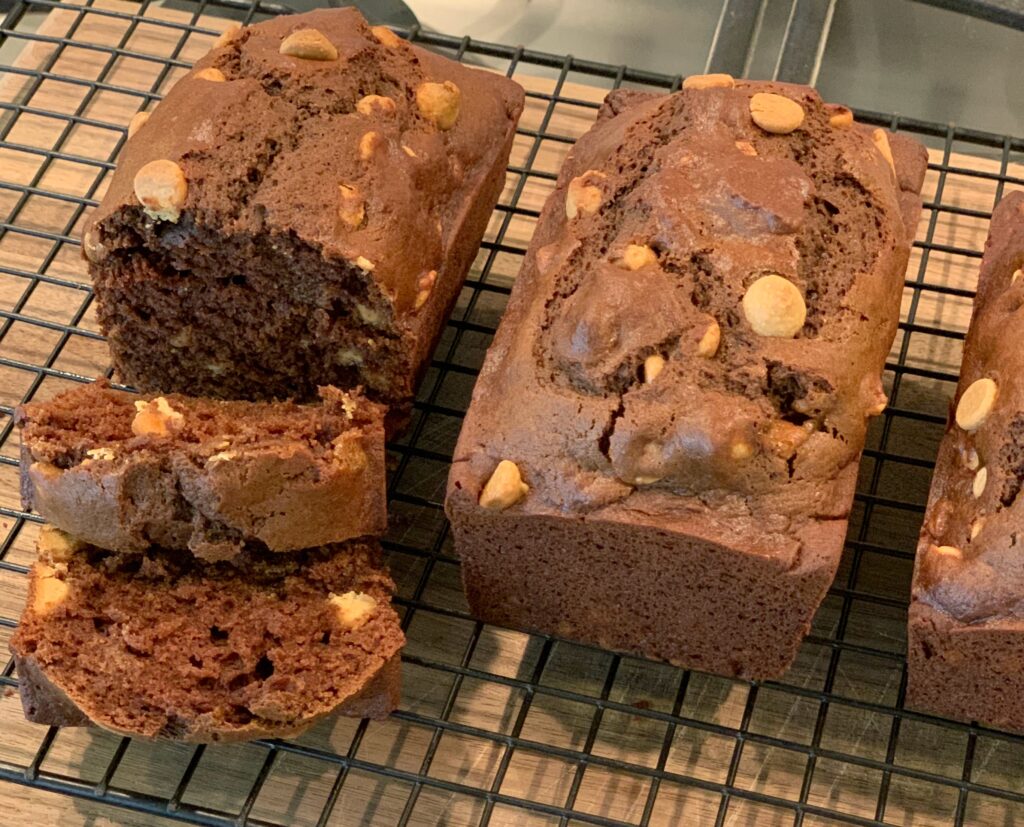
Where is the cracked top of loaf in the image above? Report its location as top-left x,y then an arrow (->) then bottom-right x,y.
449,80 -> 927,562
83,7 -> 524,316
915,191 -> 1024,623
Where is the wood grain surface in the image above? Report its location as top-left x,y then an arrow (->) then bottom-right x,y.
2,2 -> 1024,825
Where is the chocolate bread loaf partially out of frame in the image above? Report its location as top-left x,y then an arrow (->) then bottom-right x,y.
10,527 -> 404,742
84,8 -> 524,428
908,191 -> 1024,730
17,380 -> 385,560
446,77 -> 928,680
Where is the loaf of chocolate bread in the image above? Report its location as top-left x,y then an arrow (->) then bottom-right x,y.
446,77 -> 928,679
84,8 -> 523,429
10,527 -> 404,742
17,380 -> 385,560
908,190 -> 1024,730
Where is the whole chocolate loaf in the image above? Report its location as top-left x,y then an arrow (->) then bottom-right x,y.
84,8 -> 523,429
446,76 -> 927,679
908,190 -> 1024,730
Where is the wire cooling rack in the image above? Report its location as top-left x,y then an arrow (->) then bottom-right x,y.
2,1 -> 1024,825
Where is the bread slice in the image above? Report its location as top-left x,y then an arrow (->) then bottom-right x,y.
17,379 -> 385,560
10,528 -> 404,742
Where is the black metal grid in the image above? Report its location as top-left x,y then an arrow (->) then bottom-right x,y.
1,2 -> 1024,825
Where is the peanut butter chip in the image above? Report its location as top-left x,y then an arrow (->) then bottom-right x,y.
872,128 -> 896,175
1012,268 -> 1023,284
735,140 -> 758,156
682,73 -> 735,90
615,244 -> 658,271
194,67 -> 226,82
356,94 -> 396,116
415,81 -> 461,130
973,466 -> 988,498
932,544 -> 962,559
402,145 -> 417,158
279,28 -> 338,61
213,23 -> 241,50
33,565 -> 69,615
85,446 -> 116,462
131,396 -> 184,437
134,159 -> 187,222
643,355 -> 665,383
127,111 -> 149,139
38,526 -> 84,564
414,270 -> 437,310
741,274 -> 806,337
329,591 -> 377,631
955,377 -> 998,431
565,171 -> 606,220
370,25 -> 402,48
749,92 -> 805,134
337,183 -> 365,229
359,131 -> 383,160
827,105 -> 854,128
354,255 -> 375,272
971,518 -> 984,540
697,319 -> 721,357
479,460 -> 529,510
730,441 -> 754,460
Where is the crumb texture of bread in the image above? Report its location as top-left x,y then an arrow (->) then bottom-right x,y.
10,539 -> 405,742
17,379 -> 386,557
908,190 -> 1024,729
446,80 -> 928,679
85,8 -> 524,416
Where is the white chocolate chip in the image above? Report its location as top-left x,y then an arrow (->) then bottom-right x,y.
735,140 -> 758,157
479,460 -> 529,511
682,73 -> 735,90
213,23 -> 241,50
131,396 -> 184,437
415,81 -> 461,130
329,591 -> 377,630
415,270 -> 437,311
194,67 -> 226,82
697,319 -> 721,357
931,544 -> 962,559
356,303 -> 384,327
741,274 -> 806,338
279,28 -> 338,61
1012,268 -> 1023,285
127,111 -> 149,139
336,348 -> 363,366
955,377 -> 998,431
134,159 -> 187,222
565,170 -> 606,220
356,94 -> 396,116
964,448 -> 980,470
872,128 -> 896,176
614,244 -> 658,271
82,228 -> 107,263
38,526 -> 83,564
643,355 -> 665,383
749,93 -> 805,134
207,450 -> 238,465
354,256 -> 375,272
337,183 -> 365,229
973,466 -> 988,498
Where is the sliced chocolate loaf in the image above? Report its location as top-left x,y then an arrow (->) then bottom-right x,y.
18,380 -> 385,560
84,8 -> 524,429
11,527 -> 404,742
